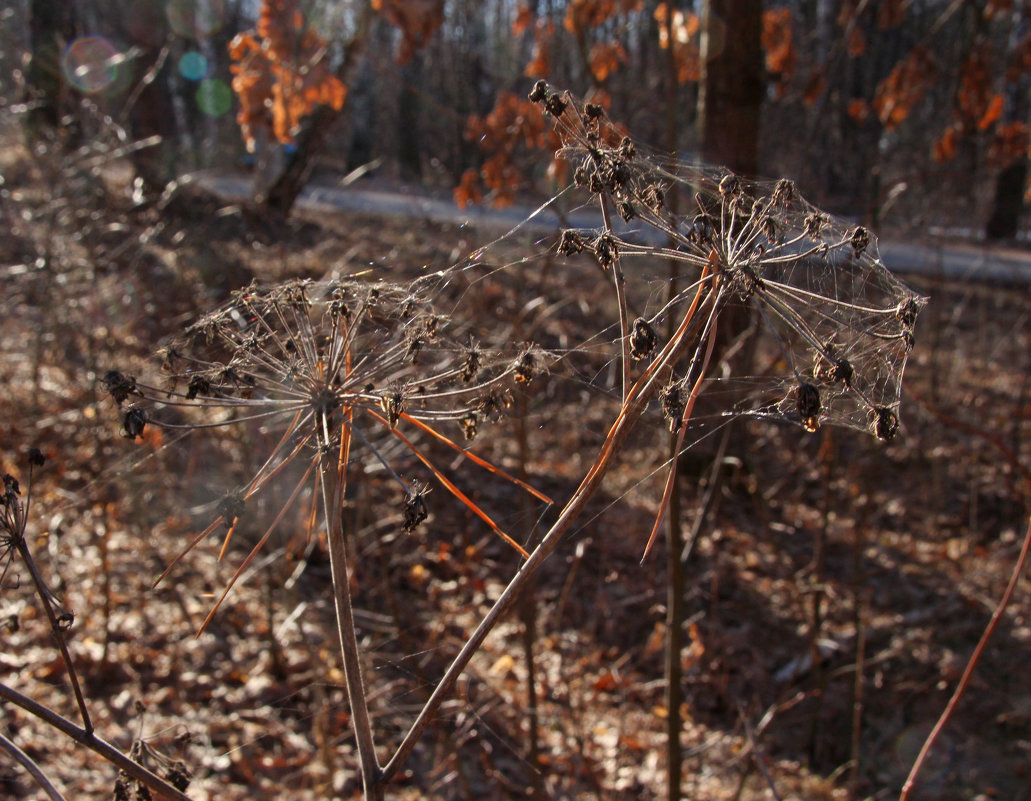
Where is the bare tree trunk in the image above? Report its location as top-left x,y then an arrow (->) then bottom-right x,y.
697,0 -> 763,176
262,6 -> 374,217
24,0 -> 77,140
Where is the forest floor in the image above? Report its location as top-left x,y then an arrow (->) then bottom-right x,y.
1,134 -> 1030,801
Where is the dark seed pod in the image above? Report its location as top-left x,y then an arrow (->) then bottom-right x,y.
28,448 -> 45,467
460,412 -> 478,441
403,489 -> 429,533
851,226 -> 870,256
121,407 -> 148,440
629,317 -> 657,361
103,370 -> 138,405
219,494 -> 245,528
544,93 -> 567,116
660,384 -> 685,432
804,212 -> 826,239
874,407 -> 899,441
796,383 -> 821,433
186,375 -> 211,400
592,233 -> 618,269
528,79 -> 548,103
557,229 -> 586,256
772,178 -> 795,205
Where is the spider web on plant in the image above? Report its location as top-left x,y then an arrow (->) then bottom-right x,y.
472,84 -> 929,443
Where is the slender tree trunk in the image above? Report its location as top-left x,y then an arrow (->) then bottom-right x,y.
262,6 -> 374,217
24,0 -> 77,140
697,0 -> 763,176
985,160 -> 1028,240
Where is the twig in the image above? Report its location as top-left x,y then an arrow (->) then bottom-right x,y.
381,268 -> 717,783
0,682 -> 193,801
14,538 -> 93,736
899,514 -> 1031,800
0,730 -> 68,801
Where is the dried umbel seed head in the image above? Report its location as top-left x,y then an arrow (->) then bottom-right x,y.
629,317 -> 657,361
544,92 -> 568,117
558,229 -> 586,255
121,407 -> 148,440
529,80 -> 548,103
459,412 -> 478,441
618,200 -> 635,221
660,383 -> 686,433
874,407 -> 899,441
380,385 -> 406,428
186,375 -> 211,400
719,174 -> 741,197
896,297 -> 921,329
165,761 -> 192,792
804,212 -> 826,239
514,349 -> 538,383
815,356 -> 854,387
772,178 -> 795,205
642,184 -> 664,212
403,486 -> 429,533
478,387 -> 512,419
851,226 -> 871,256
796,383 -> 822,433
461,344 -> 481,382
103,370 -> 138,405
690,214 -> 713,244
584,102 -> 604,121
27,448 -> 45,468
592,233 -> 618,269
219,494 -> 245,528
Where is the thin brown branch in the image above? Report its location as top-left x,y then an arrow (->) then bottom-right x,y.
900,514 -> 1031,800
0,682 -> 193,801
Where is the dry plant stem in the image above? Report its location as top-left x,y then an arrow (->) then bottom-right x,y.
900,513 -> 1031,801
664,467 -> 684,801
15,539 -> 92,735
319,440 -> 383,800
599,193 -> 631,400
0,682 -> 193,801
382,270 -> 716,783
0,730 -> 67,801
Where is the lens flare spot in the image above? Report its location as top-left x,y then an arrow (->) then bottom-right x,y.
196,78 -> 232,116
62,36 -> 120,94
178,51 -> 208,81
167,0 -> 228,38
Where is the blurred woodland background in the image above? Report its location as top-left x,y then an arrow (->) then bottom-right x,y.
8,0 -> 1031,234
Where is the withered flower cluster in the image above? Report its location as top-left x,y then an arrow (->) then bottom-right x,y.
532,80 -> 925,440
103,277 -> 549,585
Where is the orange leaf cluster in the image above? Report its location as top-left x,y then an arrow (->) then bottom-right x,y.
589,41 -> 627,83
877,0 -> 907,29
932,125 -> 960,163
524,18 -> 555,79
762,8 -> 796,98
564,0 -> 642,37
873,47 -> 936,130
458,93 -> 562,208
988,121 -> 1029,168
957,45 -> 997,129
836,1 -> 866,57
229,0 -> 346,150
512,3 -> 534,36
372,0 -> 445,63
654,2 -> 700,83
